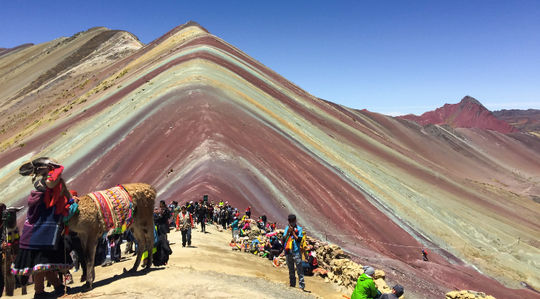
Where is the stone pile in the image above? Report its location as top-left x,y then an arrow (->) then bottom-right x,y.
230,222 -> 391,294
445,290 -> 496,299
313,241 -> 390,294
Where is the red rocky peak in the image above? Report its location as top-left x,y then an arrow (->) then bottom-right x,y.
399,96 -> 518,134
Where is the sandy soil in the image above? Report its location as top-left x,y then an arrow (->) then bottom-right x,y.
11,224 -> 345,298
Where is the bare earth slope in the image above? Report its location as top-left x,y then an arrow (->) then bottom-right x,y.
0,22 -> 539,298
0,27 -> 143,151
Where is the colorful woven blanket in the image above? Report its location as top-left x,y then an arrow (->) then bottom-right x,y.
88,185 -> 133,234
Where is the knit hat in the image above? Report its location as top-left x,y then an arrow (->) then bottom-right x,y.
363,266 -> 375,276
393,284 -> 404,297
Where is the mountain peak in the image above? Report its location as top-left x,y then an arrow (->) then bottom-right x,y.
460,96 -> 483,107
168,21 -> 210,35
398,97 -> 518,133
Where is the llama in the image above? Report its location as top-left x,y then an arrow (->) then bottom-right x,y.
18,158 -> 156,290
67,183 -> 156,289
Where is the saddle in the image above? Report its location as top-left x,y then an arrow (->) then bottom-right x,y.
88,185 -> 134,234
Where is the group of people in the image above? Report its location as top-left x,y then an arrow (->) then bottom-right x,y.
154,198 -> 280,249
158,198 -> 407,298
8,157 -> 406,298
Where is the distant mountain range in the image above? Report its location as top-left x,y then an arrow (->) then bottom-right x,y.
398,96 -> 540,136
493,108 -> 540,136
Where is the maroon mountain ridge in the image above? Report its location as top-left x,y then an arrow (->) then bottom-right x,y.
398,96 -> 519,134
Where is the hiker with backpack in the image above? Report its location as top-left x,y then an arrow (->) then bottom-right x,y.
283,214 -> 305,291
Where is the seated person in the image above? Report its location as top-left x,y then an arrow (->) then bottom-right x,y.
380,284 -> 404,299
268,236 -> 283,260
302,248 -> 318,276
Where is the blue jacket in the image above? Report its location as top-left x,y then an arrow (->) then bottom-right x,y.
283,225 -> 303,253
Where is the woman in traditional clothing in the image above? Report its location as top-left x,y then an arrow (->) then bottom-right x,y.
12,157 -> 72,298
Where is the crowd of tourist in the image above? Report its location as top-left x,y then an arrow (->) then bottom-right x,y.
8,156 -> 403,298
151,196 -> 404,298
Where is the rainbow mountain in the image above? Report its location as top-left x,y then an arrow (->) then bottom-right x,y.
0,22 -> 539,298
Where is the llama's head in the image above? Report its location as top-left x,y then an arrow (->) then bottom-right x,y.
19,157 -> 61,183
1,205 -> 23,230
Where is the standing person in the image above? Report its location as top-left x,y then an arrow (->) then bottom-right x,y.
283,214 -> 305,291
12,158 -> 72,298
213,205 -> 222,232
206,203 -> 213,225
245,206 -> 251,219
230,216 -> 240,242
155,200 -> 171,238
226,203 -> 233,226
220,207 -> 228,230
380,284 -> 404,299
351,266 -> 380,299
176,206 -> 193,247
422,249 -> 428,261
170,201 -> 179,228
187,201 -> 195,214
198,203 -> 207,233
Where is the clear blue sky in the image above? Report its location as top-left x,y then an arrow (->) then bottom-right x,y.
2,0 -> 539,115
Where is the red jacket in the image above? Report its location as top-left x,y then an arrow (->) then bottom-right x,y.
176,212 -> 193,229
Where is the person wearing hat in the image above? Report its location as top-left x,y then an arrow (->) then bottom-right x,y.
13,158 -> 72,298
351,266 -> 380,299
283,214 -> 305,290
380,284 -> 404,299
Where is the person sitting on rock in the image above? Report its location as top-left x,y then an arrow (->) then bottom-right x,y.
380,284 -> 404,299
267,236 -> 283,260
301,247 -> 318,276
351,266 -> 380,299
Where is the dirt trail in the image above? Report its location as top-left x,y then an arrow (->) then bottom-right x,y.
11,224 -> 345,298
